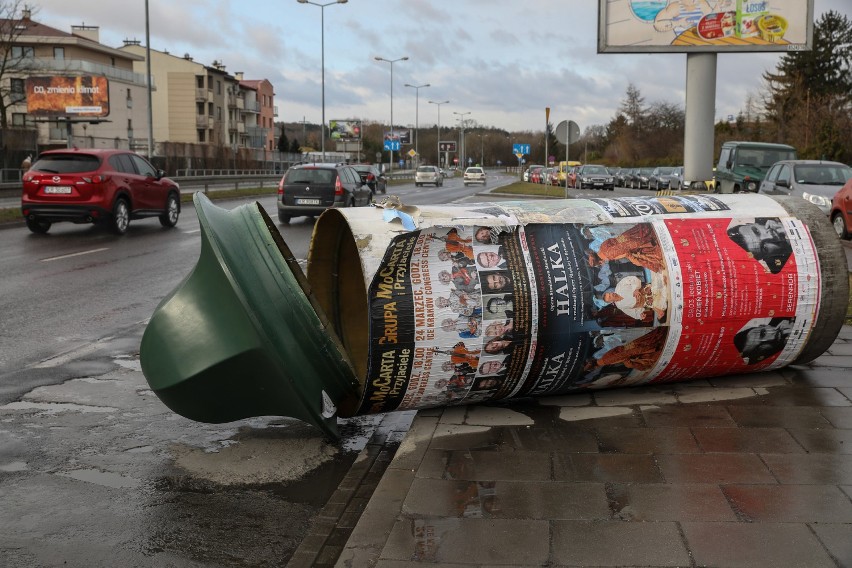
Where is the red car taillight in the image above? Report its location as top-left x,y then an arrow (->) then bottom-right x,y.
367,173 -> 375,182
81,175 -> 105,184
278,178 -> 285,195
335,176 -> 343,196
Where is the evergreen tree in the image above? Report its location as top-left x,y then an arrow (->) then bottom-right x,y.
277,127 -> 289,153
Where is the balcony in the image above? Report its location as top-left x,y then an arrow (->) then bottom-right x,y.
24,58 -> 153,88
196,88 -> 212,102
243,100 -> 261,113
196,115 -> 213,128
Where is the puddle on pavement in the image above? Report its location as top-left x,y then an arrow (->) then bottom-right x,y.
0,401 -> 117,414
0,461 -> 28,472
60,468 -> 140,488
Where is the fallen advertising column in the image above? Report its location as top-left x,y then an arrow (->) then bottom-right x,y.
140,193 -> 848,438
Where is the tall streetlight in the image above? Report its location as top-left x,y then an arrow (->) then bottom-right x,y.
297,0 -> 348,163
428,99 -> 449,167
404,82 -> 429,164
375,55 -> 408,173
453,111 -> 471,169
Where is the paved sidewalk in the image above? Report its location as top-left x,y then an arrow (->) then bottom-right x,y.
323,324 -> 852,568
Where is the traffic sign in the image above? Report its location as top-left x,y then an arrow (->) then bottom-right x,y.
512,143 -> 531,155
408,149 -> 417,158
383,140 -> 401,151
438,141 -> 457,152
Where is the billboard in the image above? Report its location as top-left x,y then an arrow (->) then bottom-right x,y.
329,119 -> 361,141
26,76 -> 110,117
384,129 -> 412,145
598,0 -> 813,53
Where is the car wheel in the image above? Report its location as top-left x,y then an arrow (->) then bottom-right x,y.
26,217 -> 51,234
159,193 -> 180,228
279,213 -> 291,224
832,213 -> 849,240
110,198 -> 130,235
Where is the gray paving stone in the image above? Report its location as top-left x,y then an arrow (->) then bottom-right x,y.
762,453 -> 852,484
382,518 -> 550,565
608,483 -> 738,521
640,404 -> 737,427
788,427 -> 852,454
682,522 -> 837,567
553,453 -> 663,483
691,426 -> 806,453
402,478 -> 609,520
727,405 -> 832,428
656,453 -> 776,484
594,426 -> 700,454
821,407 -> 852,428
552,520 -> 690,567
416,449 -> 552,481
723,484 -> 852,522
810,523 -> 852,568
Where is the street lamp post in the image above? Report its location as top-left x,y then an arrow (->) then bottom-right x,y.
297,0 -> 348,163
428,99 -> 449,167
373,56 -> 408,171
453,111 -> 471,169
404,82 -> 430,165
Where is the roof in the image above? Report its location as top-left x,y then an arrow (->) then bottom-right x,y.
3,16 -> 143,61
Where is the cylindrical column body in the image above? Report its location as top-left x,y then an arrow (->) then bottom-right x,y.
309,193 -> 847,415
140,193 -> 848,437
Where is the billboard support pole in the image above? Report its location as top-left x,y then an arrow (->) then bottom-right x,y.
683,53 -> 717,190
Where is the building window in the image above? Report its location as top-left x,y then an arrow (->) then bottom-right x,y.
217,106 -> 222,120
207,75 -> 213,90
126,88 -> 133,108
216,80 -> 221,95
11,78 -> 25,103
127,119 -> 133,140
196,102 -> 205,115
54,47 -> 65,60
12,113 -> 27,126
208,102 -> 214,117
197,75 -> 204,89
198,129 -> 206,142
11,45 -> 34,58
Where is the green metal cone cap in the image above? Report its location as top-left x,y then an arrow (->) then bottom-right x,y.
140,193 -> 360,438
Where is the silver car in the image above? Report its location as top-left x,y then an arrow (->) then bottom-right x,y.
415,165 -> 444,187
758,160 -> 852,215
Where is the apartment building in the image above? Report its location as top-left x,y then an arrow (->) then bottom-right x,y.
2,10 -> 150,152
3,9 -> 277,160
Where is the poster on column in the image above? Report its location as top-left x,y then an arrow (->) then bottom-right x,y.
356,197 -> 821,415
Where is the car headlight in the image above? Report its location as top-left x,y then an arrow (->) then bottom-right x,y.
746,181 -> 757,191
803,192 -> 831,208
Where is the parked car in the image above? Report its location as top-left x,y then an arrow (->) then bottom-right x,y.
574,164 -> 615,190
527,165 -> 544,184
715,140 -> 798,193
557,161 -> 582,184
21,148 -> 180,235
547,167 -> 560,186
619,168 -> 638,188
277,162 -> 372,224
830,177 -> 852,239
630,167 -> 655,189
567,166 -> 580,188
351,163 -> 387,194
667,166 -> 685,190
758,160 -> 852,215
523,165 -> 544,182
415,165 -> 444,187
649,166 -> 676,190
463,166 -> 487,186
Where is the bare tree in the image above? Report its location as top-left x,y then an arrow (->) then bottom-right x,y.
0,1 -> 40,130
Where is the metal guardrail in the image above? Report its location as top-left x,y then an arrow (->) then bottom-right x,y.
0,173 -> 283,200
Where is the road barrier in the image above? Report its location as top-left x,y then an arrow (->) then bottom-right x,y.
140,193 -> 848,438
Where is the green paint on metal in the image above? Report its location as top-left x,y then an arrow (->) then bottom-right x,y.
140,193 -> 360,439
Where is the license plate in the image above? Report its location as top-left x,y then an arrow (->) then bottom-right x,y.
297,198 -> 321,205
593,183 -> 603,186
44,186 -> 72,194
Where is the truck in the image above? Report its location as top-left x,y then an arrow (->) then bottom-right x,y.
715,141 -> 798,194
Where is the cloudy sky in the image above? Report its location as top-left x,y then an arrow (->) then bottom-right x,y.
31,0 -> 844,135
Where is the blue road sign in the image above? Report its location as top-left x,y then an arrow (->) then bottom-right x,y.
512,143 -> 531,155
384,140 -> 401,151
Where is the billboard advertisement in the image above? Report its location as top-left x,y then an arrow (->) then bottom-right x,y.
329,119 -> 361,141
598,0 -> 813,53
384,129 -> 412,145
26,76 -> 110,117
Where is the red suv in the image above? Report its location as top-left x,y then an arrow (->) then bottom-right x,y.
21,148 -> 181,235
